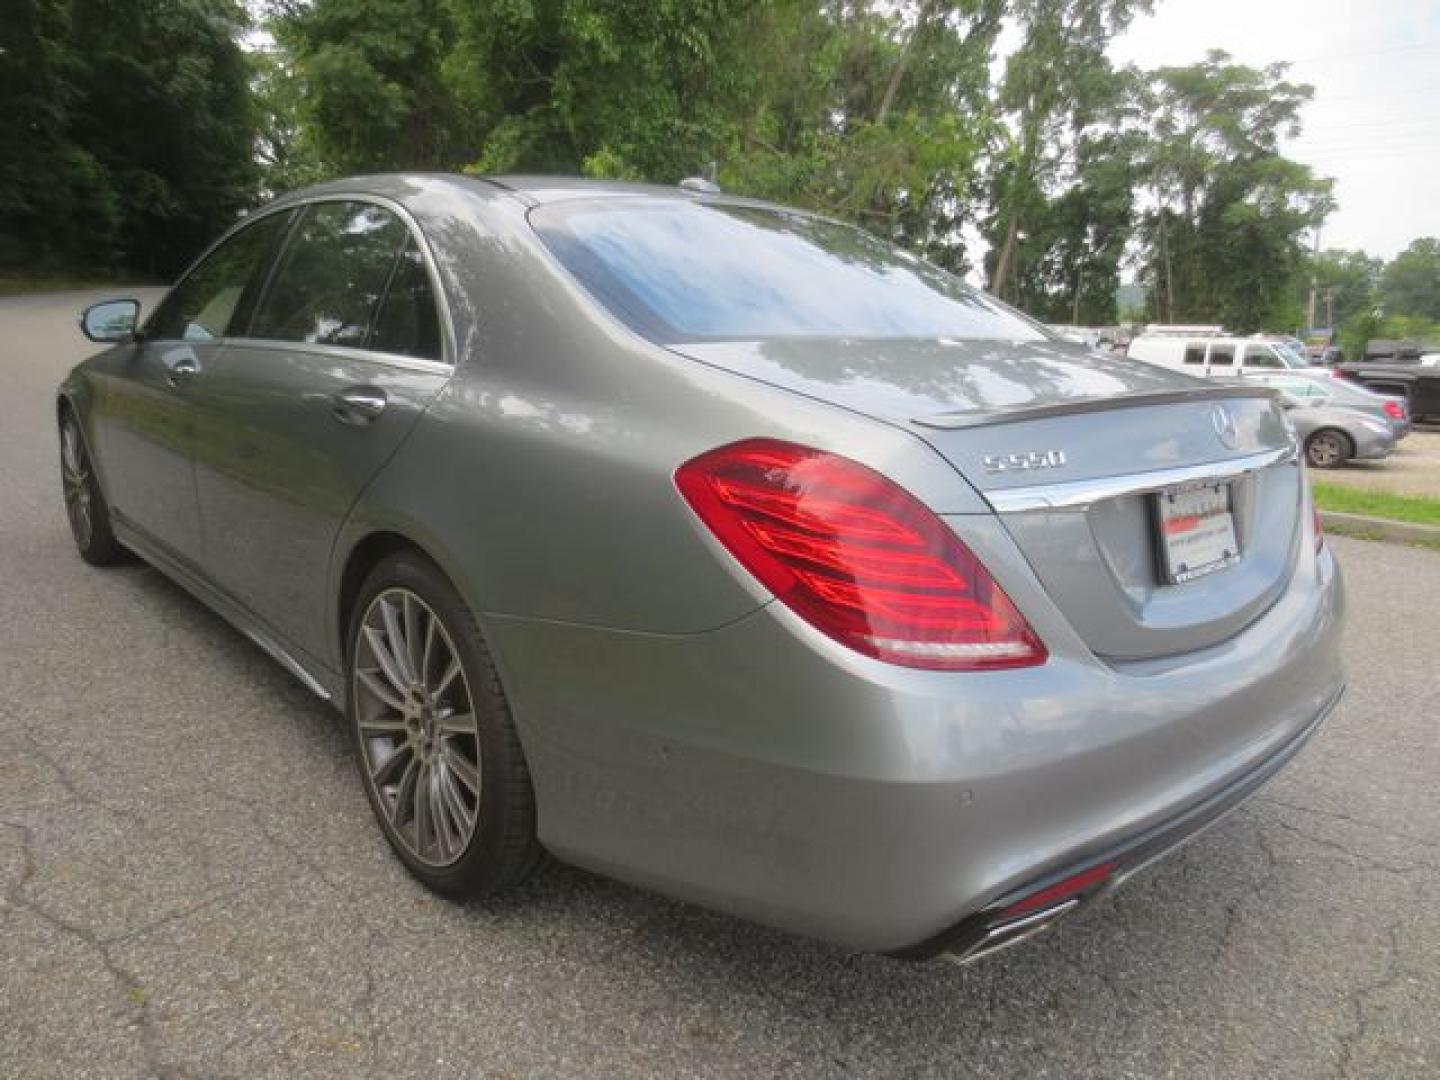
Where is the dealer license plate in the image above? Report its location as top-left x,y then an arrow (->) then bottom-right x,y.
1155,482 -> 1239,584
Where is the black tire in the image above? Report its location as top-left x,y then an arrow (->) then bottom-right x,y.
1305,428 -> 1354,470
59,411 -> 128,566
346,550 -> 545,897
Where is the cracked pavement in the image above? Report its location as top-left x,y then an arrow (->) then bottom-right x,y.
2,290 -> 1438,1078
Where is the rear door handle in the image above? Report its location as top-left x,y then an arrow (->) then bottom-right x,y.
332,386 -> 387,425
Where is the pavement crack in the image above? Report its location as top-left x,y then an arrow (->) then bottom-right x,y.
1333,923 -> 1408,1080
1255,795 -> 1440,853
1213,815 -> 1280,962
2,816 -> 178,1077
1268,817 -> 1438,878
19,732 -> 146,827
104,887 -> 244,947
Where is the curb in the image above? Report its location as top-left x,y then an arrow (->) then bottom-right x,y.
1319,509 -> 1440,547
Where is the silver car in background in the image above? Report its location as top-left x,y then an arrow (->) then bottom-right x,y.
58,175 -> 1344,963
1232,372 -> 1407,468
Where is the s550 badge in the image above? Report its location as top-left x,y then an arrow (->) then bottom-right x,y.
982,450 -> 1068,473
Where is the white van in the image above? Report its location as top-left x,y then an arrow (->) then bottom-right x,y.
1126,333 -> 1312,377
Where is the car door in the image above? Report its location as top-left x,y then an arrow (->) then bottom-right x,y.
189,198 -> 453,661
93,211 -> 294,565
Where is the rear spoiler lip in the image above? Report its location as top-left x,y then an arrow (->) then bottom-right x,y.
912,384 -> 1278,430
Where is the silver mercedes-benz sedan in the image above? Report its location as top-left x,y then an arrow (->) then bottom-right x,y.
59,174 -> 1344,963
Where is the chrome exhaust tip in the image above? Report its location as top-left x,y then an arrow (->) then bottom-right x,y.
943,897 -> 1081,966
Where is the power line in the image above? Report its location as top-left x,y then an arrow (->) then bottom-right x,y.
1283,39 -> 1440,66
1290,135 -> 1440,151
1299,116 -> 1440,134
1316,83 -> 1440,102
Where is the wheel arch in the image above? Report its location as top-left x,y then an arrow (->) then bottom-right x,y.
336,530 -> 442,662
55,384 -> 108,495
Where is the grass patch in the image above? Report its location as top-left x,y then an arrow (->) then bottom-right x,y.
1312,482 -> 1440,528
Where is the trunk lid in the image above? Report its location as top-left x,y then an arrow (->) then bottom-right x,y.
673,338 -> 1303,660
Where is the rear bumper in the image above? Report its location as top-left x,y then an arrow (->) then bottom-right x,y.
891,683 -> 1340,961
1352,425 -> 1397,460
490,539 -> 1344,955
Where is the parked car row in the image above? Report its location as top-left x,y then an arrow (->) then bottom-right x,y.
1121,329 -> 1414,469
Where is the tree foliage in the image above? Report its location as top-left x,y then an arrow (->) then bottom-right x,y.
1380,238 -> 1440,322
1134,51 -> 1333,331
7,0 -> 1428,334
0,0 -> 257,277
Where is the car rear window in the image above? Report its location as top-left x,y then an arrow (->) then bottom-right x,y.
530,199 -> 1047,344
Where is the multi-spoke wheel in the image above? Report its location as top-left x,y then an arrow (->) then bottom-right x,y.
347,552 -> 544,895
354,588 -> 481,867
59,412 -> 127,565
1305,429 -> 1353,470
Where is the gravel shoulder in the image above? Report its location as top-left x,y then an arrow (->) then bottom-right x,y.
1317,427 -> 1440,499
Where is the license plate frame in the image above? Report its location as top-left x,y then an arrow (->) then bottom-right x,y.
1154,481 -> 1239,585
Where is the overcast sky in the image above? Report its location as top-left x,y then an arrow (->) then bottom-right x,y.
1109,0 -> 1440,261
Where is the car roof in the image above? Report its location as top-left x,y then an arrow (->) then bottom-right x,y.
267,171 -> 773,211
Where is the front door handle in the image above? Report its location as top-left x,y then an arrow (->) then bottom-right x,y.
332,386 -> 387,425
164,350 -> 199,388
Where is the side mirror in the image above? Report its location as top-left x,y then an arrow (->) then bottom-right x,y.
79,299 -> 141,343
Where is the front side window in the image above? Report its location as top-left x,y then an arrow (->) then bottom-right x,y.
1244,345 -> 1284,369
532,199 -> 1047,344
249,201 -> 409,348
1209,345 -> 1235,367
146,211 -> 293,342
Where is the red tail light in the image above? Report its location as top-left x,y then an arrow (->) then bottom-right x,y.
1382,399 -> 1406,420
675,439 -> 1046,671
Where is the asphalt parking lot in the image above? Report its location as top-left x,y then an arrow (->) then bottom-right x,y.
2,291 -> 1438,1079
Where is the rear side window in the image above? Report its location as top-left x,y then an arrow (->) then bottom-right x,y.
1271,378 -> 1327,399
368,239 -> 442,361
250,201 -> 409,348
147,211 -> 293,342
532,199 -> 1046,344
1183,344 -> 1206,365
1209,346 -> 1235,367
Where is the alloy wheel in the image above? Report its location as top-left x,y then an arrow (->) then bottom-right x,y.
1307,432 -> 1345,468
353,588 -> 482,867
61,421 -> 94,549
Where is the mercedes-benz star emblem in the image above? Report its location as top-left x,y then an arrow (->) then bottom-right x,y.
1211,405 -> 1240,449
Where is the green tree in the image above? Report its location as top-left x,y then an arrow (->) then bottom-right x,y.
0,0 -> 257,277
1135,52 -> 1332,331
251,45 -> 328,196
1380,238 -> 1440,321
0,0 -> 120,269
717,1 -> 1003,273
1304,248 -> 1380,330
272,0 -> 471,173
984,0 -> 1151,300
1005,132 -> 1139,323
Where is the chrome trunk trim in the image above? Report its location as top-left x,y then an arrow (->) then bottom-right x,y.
985,444 -> 1299,514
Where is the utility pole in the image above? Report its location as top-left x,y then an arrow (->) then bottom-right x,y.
1306,225 -> 1320,329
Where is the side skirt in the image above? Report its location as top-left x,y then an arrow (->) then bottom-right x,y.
112,513 -> 344,706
